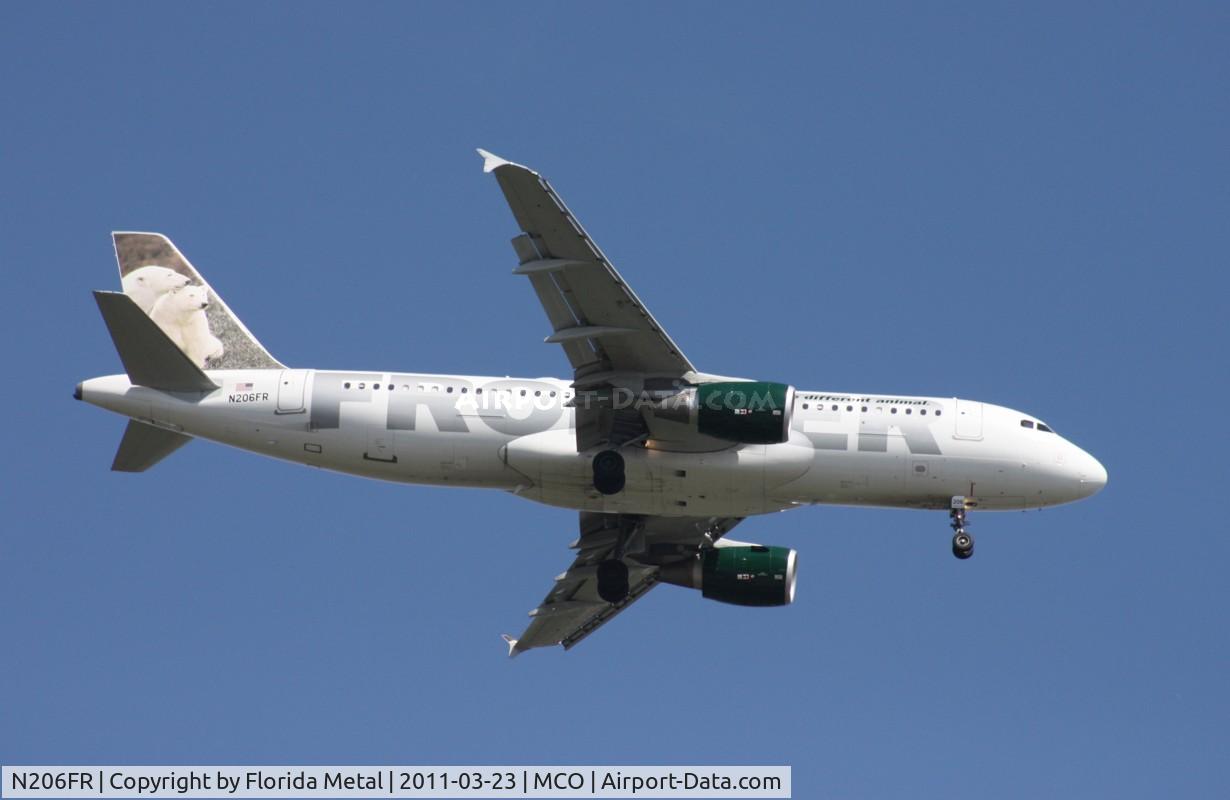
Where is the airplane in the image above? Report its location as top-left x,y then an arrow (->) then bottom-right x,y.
75,149 -> 1108,656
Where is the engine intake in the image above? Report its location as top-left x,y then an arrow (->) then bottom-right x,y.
659,544 -> 798,607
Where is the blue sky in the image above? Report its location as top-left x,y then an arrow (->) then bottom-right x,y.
2,3 -> 1227,797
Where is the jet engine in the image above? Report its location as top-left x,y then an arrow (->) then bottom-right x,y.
658,544 -> 798,607
649,381 -> 796,445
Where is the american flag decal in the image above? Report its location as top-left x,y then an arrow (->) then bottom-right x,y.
235,382 -> 253,392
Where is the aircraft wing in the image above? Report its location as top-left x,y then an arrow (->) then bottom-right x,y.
503,512 -> 742,656
479,150 -> 697,389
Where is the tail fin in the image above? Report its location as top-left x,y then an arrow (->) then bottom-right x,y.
113,232 -> 283,370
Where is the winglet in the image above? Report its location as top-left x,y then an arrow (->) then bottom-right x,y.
477,148 -> 511,173
500,633 -> 521,658
477,148 -> 537,175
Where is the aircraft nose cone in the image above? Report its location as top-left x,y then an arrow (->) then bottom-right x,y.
1078,450 -> 1108,496
73,382 -> 82,401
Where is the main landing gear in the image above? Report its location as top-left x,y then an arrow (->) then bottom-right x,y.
596,512 -> 633,604
592,449 -> 626,495
592,449 -> 630,601
596,559 -> 630,603
950,496 -> 975,560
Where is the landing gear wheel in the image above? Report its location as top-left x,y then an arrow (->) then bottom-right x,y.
592,449 -> 626,495
949,498 -> 974,560
596,559 -> 630,603
952,531 -> 974,560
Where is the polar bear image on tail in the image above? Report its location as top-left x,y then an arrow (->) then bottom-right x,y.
121,265 -> 191,313
183,302 -> 224,366
113,232 -> 283,371
150,285 -> 223,367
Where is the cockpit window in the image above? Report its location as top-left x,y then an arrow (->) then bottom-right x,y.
1020,420 -> 1034,429
1037,423 -> 1054,433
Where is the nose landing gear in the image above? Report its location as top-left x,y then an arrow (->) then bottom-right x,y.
950,496 -> 975,559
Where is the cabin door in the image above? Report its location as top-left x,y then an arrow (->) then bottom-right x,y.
276,370 -> 308,414
953,399 -> 983,440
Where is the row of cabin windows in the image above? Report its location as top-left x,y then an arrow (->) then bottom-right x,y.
1020,419 -> 1055,433
800,402 -> 941,417
340,381 -> 565,399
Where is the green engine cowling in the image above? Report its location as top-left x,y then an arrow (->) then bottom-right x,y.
695,381 -> 796,444
659,545 -> 798,607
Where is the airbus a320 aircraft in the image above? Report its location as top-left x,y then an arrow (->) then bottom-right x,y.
76,150 -> 1107,655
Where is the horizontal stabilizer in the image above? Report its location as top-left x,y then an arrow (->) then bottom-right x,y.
93,291 -> 218,393
111,419 -> 192,472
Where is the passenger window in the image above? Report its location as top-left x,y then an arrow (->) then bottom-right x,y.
1021,420 -> 1034,429
935,410 -> 942,417
905,408 -> 912,414
920,409 -> 927,415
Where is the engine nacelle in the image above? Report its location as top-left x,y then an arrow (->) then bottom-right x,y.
650,381 -> 796,445
659,544 -> 798,607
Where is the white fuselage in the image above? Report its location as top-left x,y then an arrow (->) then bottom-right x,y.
79,368 -> 1108,518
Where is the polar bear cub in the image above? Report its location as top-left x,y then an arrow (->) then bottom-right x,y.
183,304 -> 224,366
150,285 -> 224,367
121,265 -> 191,313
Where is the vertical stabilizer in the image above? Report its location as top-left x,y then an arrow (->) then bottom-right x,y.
113,232 -> 283,370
